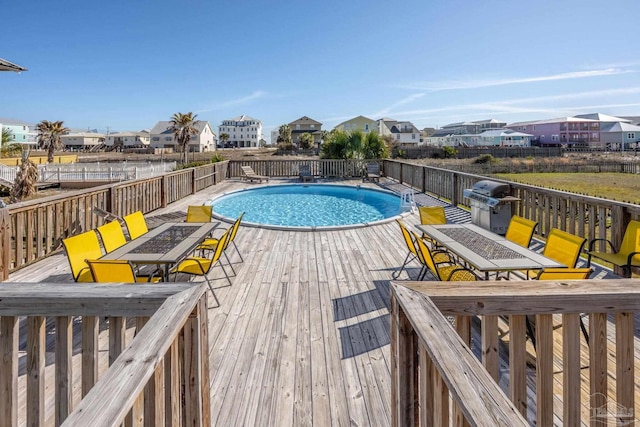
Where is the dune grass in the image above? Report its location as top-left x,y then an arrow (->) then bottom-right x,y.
494,173 -> 640,204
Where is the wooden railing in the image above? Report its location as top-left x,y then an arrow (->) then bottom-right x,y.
227,159 -> 376,178
0,281 -> 210,427
391,280 -> 640,426
383,159 -> 640,276
1,161 -> 228,277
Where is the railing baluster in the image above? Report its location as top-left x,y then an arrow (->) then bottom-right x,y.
562,313 -> 581,426
589,312 -> 607,423
535,314 -> 554,426
482,315 -> 499,381
56,316 -> 73,426
615,312 -> 634,424
28,316 -> 46,426
509,314 -> 527,418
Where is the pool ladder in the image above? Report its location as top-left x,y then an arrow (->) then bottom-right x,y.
400,190 -> 416,213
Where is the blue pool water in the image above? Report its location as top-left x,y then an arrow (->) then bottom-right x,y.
207,184 -> 402,229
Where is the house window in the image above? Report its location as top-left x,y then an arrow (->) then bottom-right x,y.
296,125 -> 300,130
152,137 -> 160,141
345,124 -> 350,131
396,134 -> 400,140
551,135 -> 559,141
412,134 -> 416,139
628,133 -> 636,139
165,137 -> 172,141
364,124 -> 369,131
310,125 -> 315,130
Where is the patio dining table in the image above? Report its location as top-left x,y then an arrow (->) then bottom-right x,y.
416,223 -> 563,279
100,222 -> 219,280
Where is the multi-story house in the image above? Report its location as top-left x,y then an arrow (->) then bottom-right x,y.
334,115 -> 377,134
61,132 -> 105,150
104,131 -> 150,149
440,119 -> 507,135
0,118 -> 37,146
288,116 -> 323,146
600,122 -> 640,150
149,121 -> 216,152
506,114 -> 635,148
378,118 -> 420,145
218,115 -> 263,148
452,129 -> 532,147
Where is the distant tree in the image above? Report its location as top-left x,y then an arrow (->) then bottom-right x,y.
361,132 -> 389,159
346,130 -> 364,158
9,151 -> 38,202
277,124 -> 293,150
36,120 -> 69,163
219,133 -> 229,147
1,129 -> 22,157
320,129 -> 349,159
169,112 -> 200,165
298,132 -> 314,150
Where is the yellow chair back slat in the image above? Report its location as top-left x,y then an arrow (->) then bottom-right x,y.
505,216 -> 538,248
186,205 -> 213,223
619,220 -> 640,259
397,220 -> 418,256
96,220 -> 127,253
542,228 -> 587,268
418,206 -> 446,226
123,211 -> 148,240
535,267 -> 593,280
411,230 -> 440,278
228,212 -> 245,245
62,230 -> 103,282
87,259 -> 161,283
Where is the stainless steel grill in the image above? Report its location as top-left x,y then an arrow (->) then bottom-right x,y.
463,180 -> 519,234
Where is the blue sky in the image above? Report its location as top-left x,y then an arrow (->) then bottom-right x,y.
2,0 -> 640,140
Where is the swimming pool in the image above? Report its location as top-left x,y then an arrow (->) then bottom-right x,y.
206,184 -> 403,230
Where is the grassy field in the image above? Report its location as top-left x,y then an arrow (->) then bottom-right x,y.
494,172 -> 640,204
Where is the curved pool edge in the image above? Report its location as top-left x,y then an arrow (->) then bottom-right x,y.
207,183 -> 413,231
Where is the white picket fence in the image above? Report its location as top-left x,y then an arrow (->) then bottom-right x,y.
0,162 -> 176,186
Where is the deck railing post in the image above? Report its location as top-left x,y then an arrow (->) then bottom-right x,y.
451,172 -> 459,206
391,293 -> 417,427
0,208 -> 10,280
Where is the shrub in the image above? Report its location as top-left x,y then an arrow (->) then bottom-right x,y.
442,146 -> 458,158
473,154 -> 497,164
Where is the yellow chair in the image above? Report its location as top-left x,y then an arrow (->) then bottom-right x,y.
123,211 -> 148,240
186,205 -> 213,223
87,259 -> 162,283
505,215 -> 538,248
524,228 -> 586,279
62,230 -> 103,282
531,267 -> 593,346
587,219 -> 640,277
393,220 -> 452,279
198,212 -> 245,263
171,228 -> 232,307
418,206 -> 447,247
412,231 -> 477,281
96,220 -> 127,253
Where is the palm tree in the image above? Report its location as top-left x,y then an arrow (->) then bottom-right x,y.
219,133 -> 229,148
36,120 -> 69,163
1,128 -> 22,157
9,151 -> 38,202
169,112 -> 200,165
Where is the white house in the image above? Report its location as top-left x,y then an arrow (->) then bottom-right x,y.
378,118 -> 420,145
61,132 -> 105,150
149,121 -> 216,152
218,115 -> 263,148
104,131 -> 150,148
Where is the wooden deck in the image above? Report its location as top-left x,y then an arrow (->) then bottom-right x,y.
7,178 -> 634,426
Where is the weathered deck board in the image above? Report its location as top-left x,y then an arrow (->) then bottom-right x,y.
7,178 -> 638,426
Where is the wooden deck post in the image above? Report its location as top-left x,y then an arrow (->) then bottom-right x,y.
0,208 -> 10,281
391,294 -> 417,427
0,316 -> 18,426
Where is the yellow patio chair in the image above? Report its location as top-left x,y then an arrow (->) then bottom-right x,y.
412,231 -> 477,281
87,259 -> 162,283
525,228 -> 587,279
505,215 -> 538,248
171,228 -> 232,307
123,211 -> 148,240
418,206 -> 447,247
62,230 -> 103,282
530,267 -> 593,346
96,220 -> 127,253
186,205 -> 213,223
587,219 -> 640,277
198,212 -> 245,264
393,220 -> 452,279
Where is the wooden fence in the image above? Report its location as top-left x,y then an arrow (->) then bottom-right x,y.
393,146 -> 563,159
392,280 -> 640,426
0,282 -> 209,427
383,159 -> 640,276
226,159 -> 376,179
1,161 -> 228,277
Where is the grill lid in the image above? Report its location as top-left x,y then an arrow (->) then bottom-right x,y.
470,180 -> 511,198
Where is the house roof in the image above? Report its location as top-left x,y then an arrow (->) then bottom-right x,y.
335,115 -> 376,128
508,116 -> 600,126
390,122 -> 419,133
600,122 -> 640,132
0,58 -> 27,72
480,129 -> 532,137
289,116 -> 322,126
226,114 -> 260,123
442,121 -> 477,128
574,113 -> 631,122
150,120 -> 211,135
0,117 -> 31,125
107,131 -> 150,137
62,132 -> 105,138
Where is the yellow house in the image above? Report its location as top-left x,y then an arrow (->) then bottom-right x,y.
334,115 -> 378,134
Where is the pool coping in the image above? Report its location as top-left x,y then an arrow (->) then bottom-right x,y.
206,182 -> 414,232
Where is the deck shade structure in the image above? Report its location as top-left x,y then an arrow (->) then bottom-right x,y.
0,58 -> 27,72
